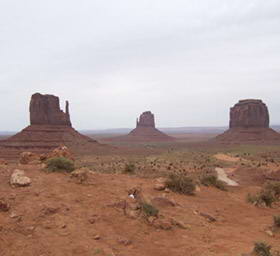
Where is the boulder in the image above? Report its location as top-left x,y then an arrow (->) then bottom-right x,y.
10,169 -> 31,187
46,146 -> 74,161
19,152 -> 41,164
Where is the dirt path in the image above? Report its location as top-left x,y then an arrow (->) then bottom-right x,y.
215,167 -> 239,186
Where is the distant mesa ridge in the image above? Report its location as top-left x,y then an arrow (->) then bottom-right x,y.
0,93 -> 105,159
216,99 -> 280,143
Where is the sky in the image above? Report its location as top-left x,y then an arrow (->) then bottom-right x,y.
0,0 -> 280,131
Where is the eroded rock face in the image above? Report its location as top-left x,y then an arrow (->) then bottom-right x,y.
230,99 -> 269,129
30,93 -> 72,126
136,111 -> 155,128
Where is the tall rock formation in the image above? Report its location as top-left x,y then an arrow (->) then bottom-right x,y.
30,93 -> 72,126
111,111 -> 174,142
216,99 -> 280,143
0,93 -> 107,160
136,111 -> 155,128
229,99 -> 269,129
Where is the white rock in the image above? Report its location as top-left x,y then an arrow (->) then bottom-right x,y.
10,169 -> 31,187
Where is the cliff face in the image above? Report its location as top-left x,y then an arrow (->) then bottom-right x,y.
136,111 -> 155,128
215,99 -> 280,143
30,93 -> 72,126
229,99 -> 269,129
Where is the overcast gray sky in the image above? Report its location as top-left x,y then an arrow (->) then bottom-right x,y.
0,0 -> 279,131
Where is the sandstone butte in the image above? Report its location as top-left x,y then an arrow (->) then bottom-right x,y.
115,111 -> 174,142
215,99 -> 280,143
0,93 -> 107,160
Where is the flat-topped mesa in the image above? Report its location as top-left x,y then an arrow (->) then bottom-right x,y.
136,111 -> 155,128
30,93 -> 72,126
229,99 -> 269,129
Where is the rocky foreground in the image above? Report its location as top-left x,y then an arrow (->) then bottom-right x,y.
1,149 -> 280,256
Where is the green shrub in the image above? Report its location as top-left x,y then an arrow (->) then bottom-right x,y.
273,215 -> 280,228
200,175 -> 227,191
123,163 -> 136,174
165,173 -> 196,195
253,242 -> 272,256
141,202 -> 159,217
46,157 -> 75,173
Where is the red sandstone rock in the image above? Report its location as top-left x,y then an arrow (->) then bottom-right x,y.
0,93 -> 106,160
46,146 -> 74,161
216,99 -> 280,143
19,152 -> 41,165
116,111 -> 175,142
30,93 -> 71,126
230,99 -> 269,128
136,111 -> 155,128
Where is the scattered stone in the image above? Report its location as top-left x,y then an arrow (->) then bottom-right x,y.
70,167 -> 89,184
19,152 -> 41,165
46,146 -> 74,161
154,178 -> 167,191
170,218 -> 190,230
199,212 -> 217,223
118,238 -> 132,246
154,183 -> 166,191
93,234 -> 101,240
265,230 -> 274,237
0,198 -> 10,212
10,169 -> 31,187
153,219 -> 173,230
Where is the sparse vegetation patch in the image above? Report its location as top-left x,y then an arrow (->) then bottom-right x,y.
46,157 -> 75,173
165,173 -> 196,195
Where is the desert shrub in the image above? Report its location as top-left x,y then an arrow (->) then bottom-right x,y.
247,181 -> 280,207
123,163 -> 136,174
273,215 -> 280,228
46,157 -> 75,173
265,182 -> 280,198
141,202 -> 159,217
165,173 -> 195,195
253,242 -> 272,256
247,190 -> 276,208
200,175 -> 227,191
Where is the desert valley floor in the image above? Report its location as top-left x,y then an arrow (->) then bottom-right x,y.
1,132 -> 280,256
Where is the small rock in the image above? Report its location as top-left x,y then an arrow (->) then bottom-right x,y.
0,199 -> 10,212
10,169 -> 31,187
154,183 -> 166,191
151,197 -> 176,208
199,212 -> 217,223
93,234 -> 101,240
153,219 -> 172,230
118,238 -> 132,246
9,212 -> 18,218
265,230 -> 274,237
88,218 -> 96,224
